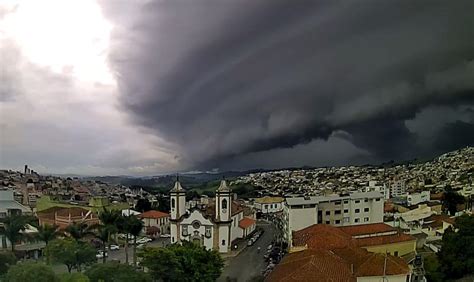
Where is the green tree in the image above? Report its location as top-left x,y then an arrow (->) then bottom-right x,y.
36,224 -> 60,264
424,254 -> 444,282
0,251 -> 16,277
0,215 -> 32,252
128,216 -> 144,267
140,242 -> 224,282
116,215 -> 142,265
46,239 -> 96,273
85,262 -> 151,282
58,272 -> 90,282
65,222 -> 94,241
94,225 -> 112,264
5,262 -> 59,282
442,188 -> 465,215
438,215 -> 474,279
135,199 -> 152,212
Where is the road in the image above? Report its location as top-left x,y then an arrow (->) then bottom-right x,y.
107,237 -> 170,263
218,221 -> 276,282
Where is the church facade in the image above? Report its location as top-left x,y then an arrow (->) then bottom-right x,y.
169,180 -> 256,253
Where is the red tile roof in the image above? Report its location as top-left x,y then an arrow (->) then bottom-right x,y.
292,224 -> 353,250
339,223 -> 396,237
140,210 -> 169,219
293,223 -> 416,250
266,247 -> 410,282
239,217 -> 256,229
354,233 -> 415,247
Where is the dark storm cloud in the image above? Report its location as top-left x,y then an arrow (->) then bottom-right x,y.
100,0 -> 474,169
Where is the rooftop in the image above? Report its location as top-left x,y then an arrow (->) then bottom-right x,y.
286,191 -> 384,206
140,210 -> 169,219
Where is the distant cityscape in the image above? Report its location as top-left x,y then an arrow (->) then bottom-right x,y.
0,146 -> 472,281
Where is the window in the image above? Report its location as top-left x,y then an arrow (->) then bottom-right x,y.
355,200 -> 360,204
265,204 -> 268,209
222,240 -> 226,246
325,220 -> 330,224
364,208 -> 369,212
192,221 -> 201,229
325,210 -> 330,216
334,201 -> 341,205
375,198 -> 381,201
343,200 -> 349,204
344,209 -> 349,213
205,226 -> 211,238
364,217 -> 369,222
171,198 -> 175,208
222,199 -> 228,212
335,210 -> 341,215
343,217 -> 350,223
335,220 -> 341,224
355,209 -> 360,213
394,251 -> 399,257
354,218 -> 360,223
364,199 -> 369,202
182,225 -> 189,236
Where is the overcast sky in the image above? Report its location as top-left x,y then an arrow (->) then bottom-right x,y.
1,0 -> 473,176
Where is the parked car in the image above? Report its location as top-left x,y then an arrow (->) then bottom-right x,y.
96,251 -> 108,259
109,244 -> 120,251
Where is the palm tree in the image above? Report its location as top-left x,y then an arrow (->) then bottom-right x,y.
65,222 -> 94,241
128,216 -> 144,267
98,208 -> 120,247
0,215 -> 31,252
116,215 -> 131,264
95,225 -> 112,263
36,224 -> 59,264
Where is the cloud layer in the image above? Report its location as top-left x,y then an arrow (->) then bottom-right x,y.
101,0 -> 474,170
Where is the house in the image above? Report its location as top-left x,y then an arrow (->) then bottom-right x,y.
0,189 -> 31,218
254,196 -> 284,215
140,210 -> 170,237
170,179 -> 256,253
407,191 -> 430,206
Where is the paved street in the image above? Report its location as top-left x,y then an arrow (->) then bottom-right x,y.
107,237 -> 170,263
218,221 -> 276,282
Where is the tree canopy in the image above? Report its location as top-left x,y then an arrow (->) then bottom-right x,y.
46,238 -> 96,272
140,242 -> 224,282
0,252 -> 16,277
85,262 -> 151,282
5,262 -> 59,282
442,188 -> 465,215
438,215 -> 474,279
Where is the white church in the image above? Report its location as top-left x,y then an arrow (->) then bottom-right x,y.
170,179 -> 256,253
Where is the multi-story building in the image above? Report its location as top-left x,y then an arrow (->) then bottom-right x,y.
254,196 -> 284,214
140,210 -> 170,236
365,180 -> 390,200
390,180 -> 406,197
283,191 -> 384,242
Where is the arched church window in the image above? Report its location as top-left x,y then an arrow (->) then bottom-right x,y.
222,199 -> 228,211
171,198 -> 175,208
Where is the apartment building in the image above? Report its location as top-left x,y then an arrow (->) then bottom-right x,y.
283,191 -> 384,242
390,180 -> 406,197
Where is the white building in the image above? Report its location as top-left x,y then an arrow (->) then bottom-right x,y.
170,180 -> 256,253
407,191 -> 430,206
365,180 -> 390,200
254,196 -> 284,214
390,180 -> 406,198
283,191 -> 384,242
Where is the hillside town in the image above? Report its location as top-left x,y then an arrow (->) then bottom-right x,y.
0,147 -> 473,281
